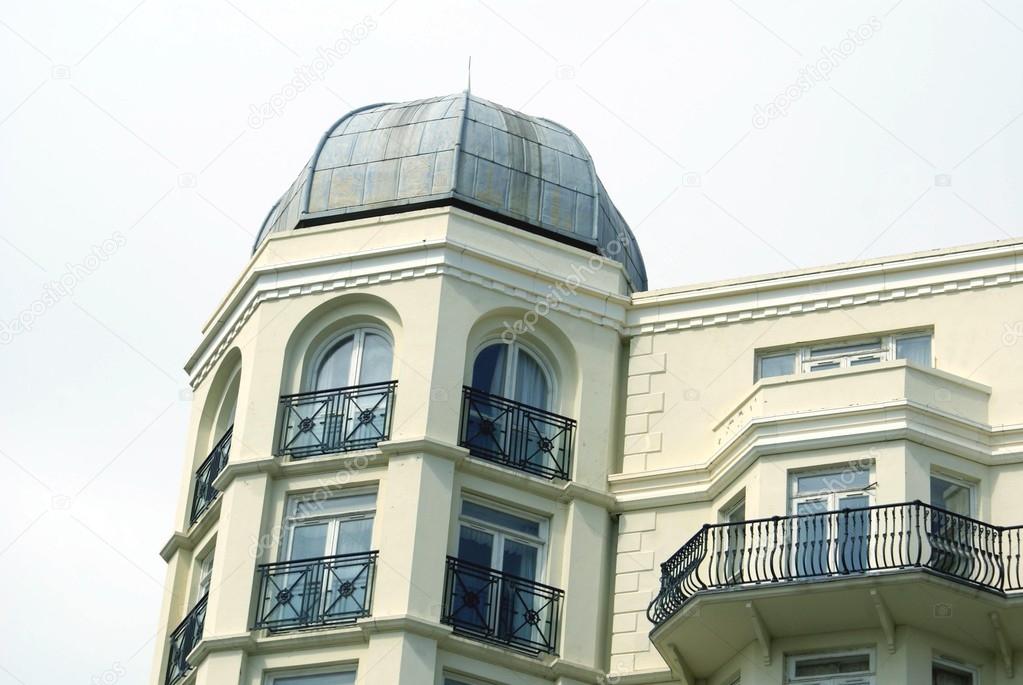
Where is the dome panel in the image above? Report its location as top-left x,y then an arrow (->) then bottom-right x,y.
253,92 -> 647,291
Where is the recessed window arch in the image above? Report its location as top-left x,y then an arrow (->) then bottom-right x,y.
470,339 -> 555,410
307,326 -> 394,391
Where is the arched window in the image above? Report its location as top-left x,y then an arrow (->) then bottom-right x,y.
312,328 -> 393,391
278,327 -> 395,459
471,341 -> 552,410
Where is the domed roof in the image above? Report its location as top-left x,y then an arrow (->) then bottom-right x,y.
254,93 -> 647,291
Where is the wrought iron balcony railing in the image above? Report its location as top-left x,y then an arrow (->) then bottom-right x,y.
252,550 -> 378,632
276,381 -> 396,459
441,556 -> 564,656
648,500 -> 1023,626
458,386 -> 575,480
165,594 -> 207,685
189,426 -> 233,525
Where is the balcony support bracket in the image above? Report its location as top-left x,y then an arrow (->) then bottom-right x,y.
870,589 -> 896,654
990,612 -> 1014,678
746,602 -> 771,666
669,645 -> 698,685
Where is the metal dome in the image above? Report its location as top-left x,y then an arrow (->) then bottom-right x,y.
254,93 -> 647,291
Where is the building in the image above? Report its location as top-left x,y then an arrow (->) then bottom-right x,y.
150,92 -> 1023,685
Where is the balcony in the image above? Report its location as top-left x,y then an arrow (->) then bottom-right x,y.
458,386 -> 575,480
441,556 -> 564,656
648,502 -> 1023,678
165,594 -> 207,685
189,427 -> 232,525
275,381 -> 396,459
252,551 -> 378,632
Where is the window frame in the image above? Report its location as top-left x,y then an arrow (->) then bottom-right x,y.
929,471 -> 976,518
786,648 -> 875,683
470,338 -> 557,411
280,488 -> 377,563
192,549 -> 215,605
457,495 -> 548,581
788,464 -> 874,515
265,667 -> 358,685
932,657 -> 978,685
755,330 -> 933,381
305,325 -> 394,392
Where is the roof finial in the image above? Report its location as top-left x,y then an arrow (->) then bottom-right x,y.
467,56 -> 472,93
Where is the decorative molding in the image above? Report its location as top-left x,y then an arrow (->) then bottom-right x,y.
187,238 -> 629,388
610,400 -> 1023,510
627,239 -> 1022,335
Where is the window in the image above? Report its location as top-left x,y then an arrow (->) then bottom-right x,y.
284,491 -> 376,561
471,341 -> 552,410
263,492 -> 376,626
311,328 -> 392,391
271,672 -> 355,685
930,473 -> 973,517
720,496 -> 746,583
928,474 -> 976,576
453,498 -> 547,643
788,650 -> 874,684
194,552 -> 214,603
789,466 -> 873,575
756,331 -> 932,380
932,659 -> 975,685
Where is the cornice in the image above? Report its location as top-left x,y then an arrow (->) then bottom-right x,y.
610,401 -> 1023,510
186,237 -> 629,388
627,239 -> 1022,335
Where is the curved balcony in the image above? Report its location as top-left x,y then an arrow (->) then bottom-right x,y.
275,381 -> 396,459
189,426 -> 232,525
649,501 -> 1023,626
647,501 -> 1023,680
458,386 -> 575,480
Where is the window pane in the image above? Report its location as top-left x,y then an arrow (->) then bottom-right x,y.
457,525 -> 494,567
317,336 -> 354,390
502,538 -> 538,581
337,517 -> 373,555
931,476 -> 971,516
758,353 -> 795,379
809,340 -> 881,358
472,344 -> 508,396
275,673 -> 355,685
850,355 -> 882,366
933,664 -> 973,685
797,468 -> 869,494
290,523 -> 329,561
462,500 -> 540,537
514,349 -> 549,409
794,653 -> 870,676
808,360 -> 841,372
358,333 -> 392,384
896,334 -> 932,367
294,493 -> 377,519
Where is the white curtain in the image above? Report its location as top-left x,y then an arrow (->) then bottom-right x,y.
357,333 -> 392,385
514,350 -> 549,409
316,336 -> 354,390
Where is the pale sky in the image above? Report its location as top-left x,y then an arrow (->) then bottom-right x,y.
1,1 -> 1021,683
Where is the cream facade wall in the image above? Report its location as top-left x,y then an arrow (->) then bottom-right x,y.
151,207 -> 1023,685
